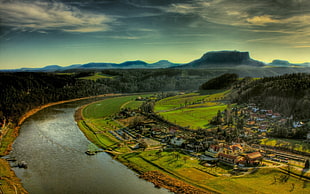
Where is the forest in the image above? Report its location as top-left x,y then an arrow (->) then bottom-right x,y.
1,70 -> 310,131
0,69 -> 216,126
230,73 -> 310,120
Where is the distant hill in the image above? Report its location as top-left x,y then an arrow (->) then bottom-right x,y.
268,59 -> 310,67
178,50 -> 265,68
1,60 -> 180,72
1,50 -> 310,74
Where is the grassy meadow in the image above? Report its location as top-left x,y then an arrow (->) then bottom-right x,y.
260,138 -> 310,154
80,94 -> 149,151
159,105 -> 227,129
155,90 -> 229,129
118,150 -> 310,194
83,95 -> 143,119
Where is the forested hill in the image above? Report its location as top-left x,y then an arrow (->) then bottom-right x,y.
0,72 -> 105,125
231,73 -> 310,119
0,69 -> 215,126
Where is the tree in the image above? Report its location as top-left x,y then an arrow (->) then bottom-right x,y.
138,141 -> 148,151
304,159 -> 309,169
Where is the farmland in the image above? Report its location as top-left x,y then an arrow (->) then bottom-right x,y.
155,90 -> 229,129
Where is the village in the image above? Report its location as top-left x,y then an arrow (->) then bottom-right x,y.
106,98 -> 310,172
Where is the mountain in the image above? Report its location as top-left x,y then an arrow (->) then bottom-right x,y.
1,50 -> 310,72
178,50 -> 265,68
16,65 -> 63,72
268,59 -> 310,67
1,60 -> 180,72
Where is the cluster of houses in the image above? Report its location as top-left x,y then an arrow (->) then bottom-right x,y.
112,102 -> 309,167
242,104 -> 307,133
205,143 -> 262,166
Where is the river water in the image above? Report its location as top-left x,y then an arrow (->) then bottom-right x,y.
10,99 -> 170,194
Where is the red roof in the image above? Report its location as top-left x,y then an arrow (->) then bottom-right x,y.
246,152 -> 262,160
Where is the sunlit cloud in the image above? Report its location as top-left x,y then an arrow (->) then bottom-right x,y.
0,0 -> 113,33
246,15 -> 279,26
293,45 -> 310,48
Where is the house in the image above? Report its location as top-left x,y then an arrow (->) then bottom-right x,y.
230,144 -> 243,153
293,121 -> 304,128
170,136 -> 186,146
272,113 -> 281,118
246,152 -> 263,165
218,153 -> 244,165
258,126 -> 267,132
266,110 -> 273,116
247,120 -> 256,126
205,145 -> 223,157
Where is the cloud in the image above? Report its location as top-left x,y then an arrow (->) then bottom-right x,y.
161,0 -> 310,44
0,0 -> 113,33
246,15 -> 279,26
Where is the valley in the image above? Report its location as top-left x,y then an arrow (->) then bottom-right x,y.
75,88 -> 310,193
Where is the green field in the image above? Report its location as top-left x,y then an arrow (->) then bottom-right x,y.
83,95 -> 143,119
118,150 -> 310,194
79,73 -> 114,81
155,90 -> 228,112
80,94 -> 150,150
155,91 -> 229,129
260,138 -> 310,154
159,104 -> 227,129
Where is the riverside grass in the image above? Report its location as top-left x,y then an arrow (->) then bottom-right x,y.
83,95 -> 146,119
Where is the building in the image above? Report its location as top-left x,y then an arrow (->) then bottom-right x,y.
246,152 -> 263,165
170,136 -> 186,146
218,153 -> 244,165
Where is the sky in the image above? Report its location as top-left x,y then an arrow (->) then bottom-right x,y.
0,0 -> 310,69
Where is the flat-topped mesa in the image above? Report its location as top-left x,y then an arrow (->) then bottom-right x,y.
180,50 -> 265,68
201,51 -> 250,64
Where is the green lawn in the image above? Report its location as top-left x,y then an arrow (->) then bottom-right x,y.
260,138 -> 310,154
158,104 -> 227,129
121,100 -> 144,110
83,96 -> 139,119
155,90 -> 229,112
154,90 -> 229,129
118,150 -> 310,194
227,168 -> 310,194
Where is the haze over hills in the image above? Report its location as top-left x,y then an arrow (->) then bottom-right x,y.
1,50 -> 310,72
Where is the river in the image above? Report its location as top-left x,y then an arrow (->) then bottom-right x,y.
10,99 -> 171,194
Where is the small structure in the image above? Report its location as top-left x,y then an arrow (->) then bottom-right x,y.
170,136 -> 186,146
246,152 -> 263,165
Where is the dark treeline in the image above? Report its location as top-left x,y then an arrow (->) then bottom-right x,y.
199,73 -> 238,90
231,73 -> 310,120
0,69 -> 218,126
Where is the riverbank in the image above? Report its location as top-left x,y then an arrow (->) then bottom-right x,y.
0,159 -> 28,194
0,93 -> 117,194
